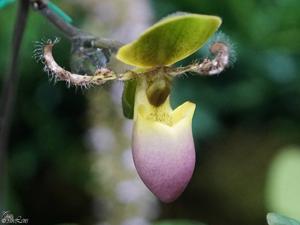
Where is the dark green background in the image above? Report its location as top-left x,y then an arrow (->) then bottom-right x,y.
0,0 -> 300,225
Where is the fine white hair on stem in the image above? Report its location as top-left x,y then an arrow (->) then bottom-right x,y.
207,31 -> 237,66
33,38 -> 139,88
34,34 -> 236,87
167,38 -> 234,77
33,37 -> 60,63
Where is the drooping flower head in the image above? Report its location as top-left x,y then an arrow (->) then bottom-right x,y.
115,13 -> 227,202
37,12 -> 232,203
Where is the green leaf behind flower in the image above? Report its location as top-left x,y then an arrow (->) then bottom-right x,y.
117,12 -> 221,68
122,79 -> 137,119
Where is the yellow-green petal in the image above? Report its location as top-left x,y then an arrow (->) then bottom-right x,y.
116,12 -> 222,68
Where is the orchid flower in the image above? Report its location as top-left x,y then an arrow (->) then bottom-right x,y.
116,13 -> 228,202
37,12 -> 232,203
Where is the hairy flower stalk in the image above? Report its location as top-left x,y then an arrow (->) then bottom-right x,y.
132,78 -> 196,202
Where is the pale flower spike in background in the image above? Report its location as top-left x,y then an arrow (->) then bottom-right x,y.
36,12 -> 234,202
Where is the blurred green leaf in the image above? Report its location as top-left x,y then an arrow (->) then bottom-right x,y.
265,147 -> 300,220
117,13 -> 221,67
267,213 -> 300,225
122,79 -> 137,119
0,0 -> 15,9
48,1 -> 73,24
154,220 -> 206,225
